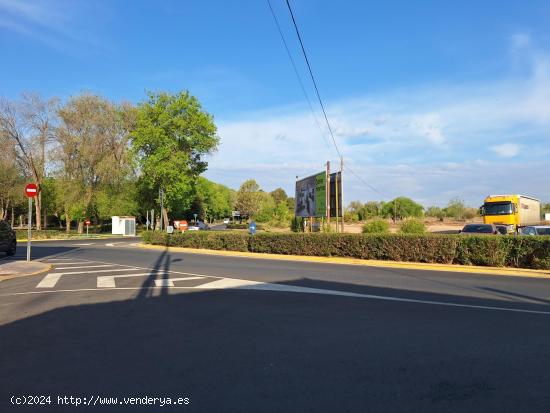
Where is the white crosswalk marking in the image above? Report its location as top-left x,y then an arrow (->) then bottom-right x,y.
97,273 -> 170,288
36,273 -> 63,288
154,276 -> 205,287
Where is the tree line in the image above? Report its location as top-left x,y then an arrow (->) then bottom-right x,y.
0,90 -> 230,232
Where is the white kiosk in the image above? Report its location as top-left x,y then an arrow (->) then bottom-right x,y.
111,216 -> 136,236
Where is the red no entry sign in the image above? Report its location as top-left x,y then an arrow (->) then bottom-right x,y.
85,220 -> 91,226
24,183 -> 38,197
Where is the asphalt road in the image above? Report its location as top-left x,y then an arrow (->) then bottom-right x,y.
1,238 -> 550,412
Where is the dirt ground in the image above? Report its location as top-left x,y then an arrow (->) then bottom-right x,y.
343,218 -> 482,234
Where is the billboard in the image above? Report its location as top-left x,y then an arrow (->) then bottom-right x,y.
295,171 -> 342,217
329,171 -> 342,218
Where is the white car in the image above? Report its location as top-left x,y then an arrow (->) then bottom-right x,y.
521,225 -> 550,236
223,218 -> 230,224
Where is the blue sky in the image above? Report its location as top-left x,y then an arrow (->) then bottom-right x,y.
1,0 -> 550,206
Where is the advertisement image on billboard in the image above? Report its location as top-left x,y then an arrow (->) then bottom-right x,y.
295,170 -> 341,218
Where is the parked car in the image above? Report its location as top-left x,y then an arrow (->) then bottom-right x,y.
495,225 -> 511,235
521,225 -> 550,236
0,220 -> 17,256
188,221 -> 209,231
223,218 -> 230,224
459,223 -> 498,235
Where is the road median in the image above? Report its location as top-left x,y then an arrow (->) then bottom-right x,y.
0,261 -> 52,282
138,241 -> 550,279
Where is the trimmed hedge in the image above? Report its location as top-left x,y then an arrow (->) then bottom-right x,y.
141,231 -> 550,270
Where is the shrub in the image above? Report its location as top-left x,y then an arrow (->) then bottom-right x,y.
290,216 -> 303,233
362,219 -> 390,234
399,218 -> 426,234
141,231 -> 550,270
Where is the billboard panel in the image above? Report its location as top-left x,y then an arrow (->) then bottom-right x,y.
329,171 -> 342,217
295,171 -> 343,218
295,172 -> 326,217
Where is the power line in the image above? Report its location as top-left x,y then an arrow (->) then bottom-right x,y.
284,0 -> 342,159
265,0 -> 331,150
283,0 -> 388,199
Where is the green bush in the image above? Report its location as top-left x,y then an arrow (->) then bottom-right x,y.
399,218 -> 426,234
141,231 -> 550,270
362,219 -> 390,234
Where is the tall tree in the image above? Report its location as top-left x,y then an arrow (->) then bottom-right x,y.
270,188 -> 288,204
131,91 -> 219,223
235,179 -> 263,219
55,94 -> 135,232
0,94 -> 58,229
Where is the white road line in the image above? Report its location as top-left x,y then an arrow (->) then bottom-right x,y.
3,285 -> 550,315
36,273 -> 63,288
49,268 -> 148,275
197,278 -> 262,289
105,243 -> 115,247
54,265 -> 116,270
98,273 -> 170,288
154,276 -> 205,287
73,243 -> 94,246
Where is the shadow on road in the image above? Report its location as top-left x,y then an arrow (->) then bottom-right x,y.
2,275 -> 550,412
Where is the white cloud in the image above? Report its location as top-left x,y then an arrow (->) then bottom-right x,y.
490,143 -> 520,158
206,39 -> 550,206
0,0 -> 109,54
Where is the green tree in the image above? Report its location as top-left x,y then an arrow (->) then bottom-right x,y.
443,198 -> 466,220
286,197 -> 296,213
235,179 -> 263,219
255,191 -> 276,223
270,188 -> 288,204
381,197 -> 424,221
425,206 -> 445,219
193,177 -> 234,221
56,94 -> 135,232
131,91 -> 219,222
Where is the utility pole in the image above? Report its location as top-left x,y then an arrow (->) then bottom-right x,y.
340,157 -> 344,233
335,168 -> 339,233
326,161 -> 331,228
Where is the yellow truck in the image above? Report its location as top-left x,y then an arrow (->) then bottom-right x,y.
480,194 -> 541,232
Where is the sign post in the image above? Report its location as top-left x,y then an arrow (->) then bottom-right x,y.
24,183 -> 38,262
85,219 -> 91,237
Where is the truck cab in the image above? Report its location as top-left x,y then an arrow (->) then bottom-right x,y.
480,194 -> 540,232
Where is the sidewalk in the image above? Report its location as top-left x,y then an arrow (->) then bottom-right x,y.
0,261 -> 51,281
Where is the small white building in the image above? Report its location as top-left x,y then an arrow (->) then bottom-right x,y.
545,213 -> 550,222
112,216 -> 136,236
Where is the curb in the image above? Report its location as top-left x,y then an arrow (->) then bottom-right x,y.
137,243 -> 550,279
16,237 -> 140,242
0,263 -> 52,282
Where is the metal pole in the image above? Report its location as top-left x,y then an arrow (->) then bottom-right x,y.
335,170 -> 339,233
340,157 -> 345,233
27,196 -> 32,262
146,210 -> 149,231
159,189 -> 164,231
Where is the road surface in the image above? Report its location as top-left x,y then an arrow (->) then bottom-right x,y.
1,238 -> 550,412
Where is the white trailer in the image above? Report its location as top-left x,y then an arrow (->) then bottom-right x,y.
112,216 -> 136,236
